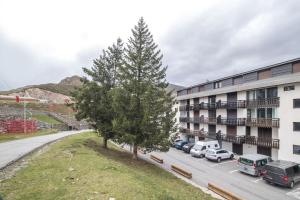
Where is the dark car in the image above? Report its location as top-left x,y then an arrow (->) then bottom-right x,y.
182,143 -> 195,153
175,141 -> 188,150
171,139 -> 182,147
262,160 -> 300,188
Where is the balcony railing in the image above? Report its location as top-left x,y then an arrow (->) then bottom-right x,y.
179,128 -> 280,149
216,100 -> 246,109
179,105 -> 190,111
216,133 -> 245,144
246,97 -> 280,108
246,118 -> 280,128
217,118 -> 246,126
244,136 -> 280,149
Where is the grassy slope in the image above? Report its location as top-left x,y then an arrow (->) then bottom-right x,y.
0,132 -> 214,200
0,129 -> 58,143
32,114 -> 61,124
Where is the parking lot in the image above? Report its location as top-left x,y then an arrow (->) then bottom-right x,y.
141,148 -> 300,200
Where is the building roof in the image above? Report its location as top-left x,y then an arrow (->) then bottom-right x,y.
177,57 -> 300,93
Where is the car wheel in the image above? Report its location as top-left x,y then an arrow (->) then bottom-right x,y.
200,154 -> 204,158
290,181 -> 294,189
217,157 -> 221,163
230,154 -> 234,160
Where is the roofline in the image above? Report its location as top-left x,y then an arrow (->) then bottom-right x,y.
177,57 -> 300,93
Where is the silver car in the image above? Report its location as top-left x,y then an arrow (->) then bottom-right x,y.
205,149 -> 234,162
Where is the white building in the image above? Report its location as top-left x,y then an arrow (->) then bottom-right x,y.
176,58 -> 300,162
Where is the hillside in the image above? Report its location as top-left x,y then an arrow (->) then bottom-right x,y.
0,75 -> 82,97
0,76 -> 184,103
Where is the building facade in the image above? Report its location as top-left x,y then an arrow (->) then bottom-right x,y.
176,58 -> 300,162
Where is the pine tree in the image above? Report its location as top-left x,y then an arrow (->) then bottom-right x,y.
72,39 -> 123,148
112,18 -> 175,159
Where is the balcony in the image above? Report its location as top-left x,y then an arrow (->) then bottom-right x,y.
217,118 -> 246,126
179,127 -> 206,137
246,118 -> 280,128
216,133 -> 245,144
216,100 -> 246,109
244,136 -> 280,149
246,97 -> 280,108
179,105 -> 190,111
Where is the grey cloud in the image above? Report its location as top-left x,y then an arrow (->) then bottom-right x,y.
161,1 -> 300,86
0,32 -> 100,90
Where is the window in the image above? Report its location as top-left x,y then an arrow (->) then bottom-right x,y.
214,82 -> 222,89
294,99 -> 300,108
294,122 -> 300,131
214,144 -> 218,147
247,90 -> 256,100
284,85 -> 295,91
293,145 -> 300,155
267,87 -> 278,98
256,89 -> 265,99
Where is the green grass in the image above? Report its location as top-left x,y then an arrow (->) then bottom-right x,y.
0,129 -> 58,143
0,132 -> 214,200
32,114 -> 61,124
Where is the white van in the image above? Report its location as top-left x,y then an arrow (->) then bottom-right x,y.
190,140 -> 220,158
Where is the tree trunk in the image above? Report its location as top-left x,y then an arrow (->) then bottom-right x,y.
132,143 -> 138,160
103,137 -> 108,149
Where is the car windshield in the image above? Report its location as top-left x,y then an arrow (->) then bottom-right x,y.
206,150 -> 215,154
193,145 -> 202,150
240,158 -> 254,166
264,165 -> 286,175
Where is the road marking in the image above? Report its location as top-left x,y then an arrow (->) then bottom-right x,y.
210,160 -> 236,167
251,178 -> 263,183
286,187 -> 300,199
229,169 -> 239,174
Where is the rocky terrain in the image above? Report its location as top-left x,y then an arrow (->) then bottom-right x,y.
0,75 -> 183,104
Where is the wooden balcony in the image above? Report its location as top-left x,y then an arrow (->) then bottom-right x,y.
246,97 -> 280,108
179,105 -> 190,111
216,100 -> 246,109
217,118 -> 246,126
246,118 -> 280,128
179,128 -> 280,149
216,133 -> 245,144
244,136 -> 280,149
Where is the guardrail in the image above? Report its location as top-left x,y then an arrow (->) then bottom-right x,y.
150,155 -> 163,164
171,165 -> 192,179
208,183 -> 243,200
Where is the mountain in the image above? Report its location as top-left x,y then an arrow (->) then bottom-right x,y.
0,76 -> 82,104
166,83 -> 185,95
0,76 -> 184,103
0,76 -> 82,96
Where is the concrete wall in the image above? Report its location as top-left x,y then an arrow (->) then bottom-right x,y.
243,144 -> 257,155
278,82 -> 300,162
222,141 -> 232,151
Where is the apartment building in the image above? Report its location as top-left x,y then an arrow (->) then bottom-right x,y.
176,58 -> 300,162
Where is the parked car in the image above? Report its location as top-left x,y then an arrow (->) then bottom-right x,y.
205,149 -> 234,162
190,140 -> 220,158
182,142 -> 195,153
174,140 -> 188,150
171,139 -> 182,147
238,154 -> 272,176
262,160 -> 300,188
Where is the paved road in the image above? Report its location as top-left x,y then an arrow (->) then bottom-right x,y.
136,148 -> 300,200
0,129 -> 90,169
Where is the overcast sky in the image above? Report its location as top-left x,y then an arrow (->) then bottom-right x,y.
1,0 -> 300,90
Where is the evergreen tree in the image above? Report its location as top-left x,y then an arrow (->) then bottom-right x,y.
72,39 -> 123,148
112,18 -> 175,159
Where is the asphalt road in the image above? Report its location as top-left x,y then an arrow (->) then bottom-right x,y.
138,148 -> 300,200
0,129 -> 90,169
